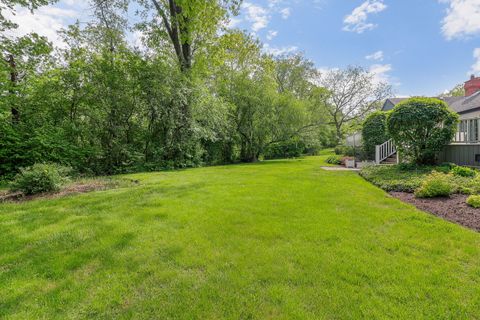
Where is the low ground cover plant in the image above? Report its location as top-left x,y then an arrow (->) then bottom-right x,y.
360,164 -> 479,196
359,165 -> 431,192
414,172 -> 453,198
10,163 -> 71,195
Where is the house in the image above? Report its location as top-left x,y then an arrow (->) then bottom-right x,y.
378,75 -> 480,166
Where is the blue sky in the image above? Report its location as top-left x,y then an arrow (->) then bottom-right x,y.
6,0 -> 480,96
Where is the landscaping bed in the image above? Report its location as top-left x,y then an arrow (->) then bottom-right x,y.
360,164 -> 480,231
0,178 -> 135,203
391,192 -> 480,231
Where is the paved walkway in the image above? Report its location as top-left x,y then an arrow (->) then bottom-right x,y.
320,166 -> 360,171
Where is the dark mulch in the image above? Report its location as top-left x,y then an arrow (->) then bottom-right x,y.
391,192 -> 480,232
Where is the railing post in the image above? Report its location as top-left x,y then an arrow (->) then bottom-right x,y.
375,145 -> 380,164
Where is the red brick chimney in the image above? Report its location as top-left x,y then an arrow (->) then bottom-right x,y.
465,75 -> 480,96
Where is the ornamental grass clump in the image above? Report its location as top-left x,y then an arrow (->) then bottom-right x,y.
414,172 -> 453,198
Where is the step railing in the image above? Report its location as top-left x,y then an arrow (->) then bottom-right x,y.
375,139 -> 396,164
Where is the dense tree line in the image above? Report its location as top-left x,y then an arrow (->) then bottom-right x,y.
0,0 -> 388,178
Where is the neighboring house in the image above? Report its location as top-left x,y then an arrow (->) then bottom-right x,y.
345,132 -> 362,147
378,75 -> 480,166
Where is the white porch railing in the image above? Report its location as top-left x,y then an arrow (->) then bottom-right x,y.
375,139 -> 396,164
452,118 -> 480,144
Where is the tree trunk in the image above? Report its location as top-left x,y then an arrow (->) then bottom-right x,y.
8,54 -> 19,124
335,123 -> 343,144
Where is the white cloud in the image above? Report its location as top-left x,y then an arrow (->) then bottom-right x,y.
263,44 -> 298,56
243,2 -> 270,32
441,0 -> 480,40
280,7 -> 291,19
227,17 -> 242,29
365,50 -> 384,61
343,0 -> 387,33
369,63 -> 392,84
266,30 -> 278,40
268,0 -> 282,8
471,48 -> 480,74
3,1 -> 87,48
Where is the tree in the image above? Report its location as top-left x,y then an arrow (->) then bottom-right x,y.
274,53 -> 318,99
0,0 -> 57,31
362,111 -> 388,159
387,97 -> 458,165
0,34 -> 52,123
440,83 -> 465,98
319,66 -> 392,142
134,0 -> 241,72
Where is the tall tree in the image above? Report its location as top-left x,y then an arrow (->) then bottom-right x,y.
136,0 -> 241,72
319,66 -> 392,142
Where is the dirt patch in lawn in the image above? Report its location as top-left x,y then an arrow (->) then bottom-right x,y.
390,192 -> 480,232
0,179 -> 138,203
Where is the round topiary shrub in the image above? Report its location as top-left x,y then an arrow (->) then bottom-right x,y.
414,171 -> 453,198
10,163 -> 71,195
466,195 -> 480,208
362,111 -> 389,160
387,97 -> 458,165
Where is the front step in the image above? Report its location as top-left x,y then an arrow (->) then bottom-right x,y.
381,153 -> 397,165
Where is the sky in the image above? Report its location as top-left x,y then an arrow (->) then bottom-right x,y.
5,0 -> 480,97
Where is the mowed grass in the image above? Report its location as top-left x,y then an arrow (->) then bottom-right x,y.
1,155 -> 480,319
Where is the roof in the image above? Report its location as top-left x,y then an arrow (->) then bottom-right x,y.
382,92 -> 480,114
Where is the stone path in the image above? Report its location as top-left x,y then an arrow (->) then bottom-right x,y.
320,166 -> 360,171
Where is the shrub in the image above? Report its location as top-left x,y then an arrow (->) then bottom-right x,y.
10,163 -> 71,195
362,111 -> 389,160
325,155 -> 342,165
334,145 -> 365,158
387,97 -> 459,165
414,172 -> 453,198
264,139 -> 306,159
335,145 -> 352,155
451,165 -> 476,177
466,195 -> 480,208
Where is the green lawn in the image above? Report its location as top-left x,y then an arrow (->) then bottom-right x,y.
1,155 -> 480,319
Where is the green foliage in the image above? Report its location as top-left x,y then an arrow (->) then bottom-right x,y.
362,111 -> 389,160
414,172 -> 453,198
441,83 -> 465,98
451,165 -> 476,177
264,138 -> 306,159
387,97 -> 459,165
360,164 -> 480,195
359,165 -> 428,192
0,3 -> 336,179
466,195 -> 480,208
10,163 -> 71,195
334,145 -> 364,158
326,155 -> 342,165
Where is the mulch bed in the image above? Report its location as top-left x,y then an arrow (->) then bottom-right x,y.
390,192 -> 480,232
0,180 -> 124,203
